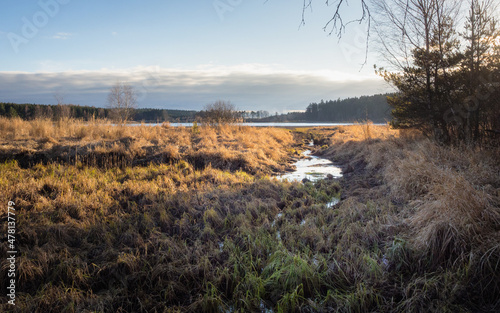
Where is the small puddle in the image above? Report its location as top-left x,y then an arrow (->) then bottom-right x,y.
271,213 -> 283,227
278,145 -> 342,182
326,198 -> 340,208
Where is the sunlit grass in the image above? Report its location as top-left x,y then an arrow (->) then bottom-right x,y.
0,119 -> 499,312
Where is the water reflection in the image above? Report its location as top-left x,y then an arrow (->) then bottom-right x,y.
278,150 -> 342,182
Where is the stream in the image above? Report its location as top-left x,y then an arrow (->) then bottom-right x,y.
223,145 -> 344,312
277,144 -> 343,183
271,143 -> 342,244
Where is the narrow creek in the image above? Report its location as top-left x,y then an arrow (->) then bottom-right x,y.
277,142 -> 343,183
271,142 -> 343,244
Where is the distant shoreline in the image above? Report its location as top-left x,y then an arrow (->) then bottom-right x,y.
128,122 -> 388,127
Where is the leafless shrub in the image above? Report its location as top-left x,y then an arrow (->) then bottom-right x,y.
107,82 -> 137,124
201,100 -> 241,126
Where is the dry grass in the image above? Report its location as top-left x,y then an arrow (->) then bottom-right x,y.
320,123 -> 500,247
1,119 -> 499,312
317,123 -> 500,311
0,157 -> 343,312
0,118 -> 294,174
381,139 -> 500,270
333,121 -> 399,144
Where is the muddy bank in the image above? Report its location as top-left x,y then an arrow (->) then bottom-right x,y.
323,151 -> 383,202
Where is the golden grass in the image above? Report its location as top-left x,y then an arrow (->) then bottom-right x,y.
380,140 -> 500,268
0,118 -> 294,175
320,123 -> 500,273
332,122 -> 399,144
1,119 -> 499,312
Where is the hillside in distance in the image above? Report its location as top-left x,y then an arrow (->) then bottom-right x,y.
255,94 -> 392,123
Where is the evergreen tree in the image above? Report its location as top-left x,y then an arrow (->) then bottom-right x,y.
8,106 -> 18,118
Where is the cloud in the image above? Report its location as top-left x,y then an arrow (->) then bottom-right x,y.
52,32 -> 73,40
0,65 -> 389,112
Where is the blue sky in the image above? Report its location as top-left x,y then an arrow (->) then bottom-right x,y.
0,0 -> 389,112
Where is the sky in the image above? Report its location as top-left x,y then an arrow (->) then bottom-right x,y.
0,0 -> 390,113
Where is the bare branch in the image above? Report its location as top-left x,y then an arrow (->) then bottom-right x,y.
300,1 -> 372,67
108,82 -> 137,124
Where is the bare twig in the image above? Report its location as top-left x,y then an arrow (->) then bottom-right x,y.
301,0 -> 372,67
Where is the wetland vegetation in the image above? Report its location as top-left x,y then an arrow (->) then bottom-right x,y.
0,117 -> 499,312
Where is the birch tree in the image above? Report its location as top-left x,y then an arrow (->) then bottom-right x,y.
108,82 -> 137,124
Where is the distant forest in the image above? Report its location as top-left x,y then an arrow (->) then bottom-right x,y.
1,93 -> 392,123
304,94 -> 391,122
0,102 -> 198,122
257,94 -> 392,123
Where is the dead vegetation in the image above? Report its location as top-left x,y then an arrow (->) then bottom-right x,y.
0,117 -> 294,174
1,118 -> 499,312
316,123 -> 500,311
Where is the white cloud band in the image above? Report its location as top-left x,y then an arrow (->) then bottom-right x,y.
0,65 -> 388,112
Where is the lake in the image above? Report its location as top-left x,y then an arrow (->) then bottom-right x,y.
130,122 -> 386,127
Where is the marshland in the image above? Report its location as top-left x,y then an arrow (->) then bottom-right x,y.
3,0 -> 500,311
0,117 -> 499,312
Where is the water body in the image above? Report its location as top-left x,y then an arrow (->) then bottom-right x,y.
278,150 -> 342,182
129,122 -> 386,128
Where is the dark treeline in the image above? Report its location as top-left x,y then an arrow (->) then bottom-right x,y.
0,102 -> 198,122
134,108 -> 197,122
254,94 -> 392,123
2,99 -> 391,124
0,102 -> 106,120
304,94 -> 391,122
